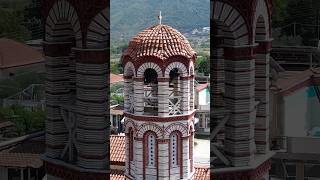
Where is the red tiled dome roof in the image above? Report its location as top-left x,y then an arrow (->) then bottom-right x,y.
124,24 -> 196,61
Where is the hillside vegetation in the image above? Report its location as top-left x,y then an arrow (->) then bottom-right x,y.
111,0 -> 210,41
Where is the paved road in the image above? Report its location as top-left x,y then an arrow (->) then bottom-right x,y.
193,137 -> 210,165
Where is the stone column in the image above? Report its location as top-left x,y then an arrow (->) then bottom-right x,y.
125,132 -> 130,175
44,42 -> 72,158
74,48 -> 109,170
134,139 -> 143,179
255,40 -> 271,154
181,77 -> 190,114
182,137 -> 190,179
124,77 -> 133,112
158,78 -> 169,117
224,45 -> 256,166
189,75 -> 195,111
158,140 -> 169,179
134,78 -> 144,115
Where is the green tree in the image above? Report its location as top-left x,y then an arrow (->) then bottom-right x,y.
0,8 -> 31,41
196,52 -> 210,75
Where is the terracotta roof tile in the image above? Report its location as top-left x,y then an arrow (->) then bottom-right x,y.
277,68 -> 320,94
196,83 -> 209,92
0,120 -> 14,129
194,166 -> 210,180
0,139 -> 44,168
0,38 -> 44,69
110,105 -> 124,115
124,24 -> 196,61
110,135 -> 125,164
110,170 -> 125,180
110,74 -> 124,84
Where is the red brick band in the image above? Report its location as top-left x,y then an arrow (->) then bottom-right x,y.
44,42 -> 73,57
74,48 -> 109,64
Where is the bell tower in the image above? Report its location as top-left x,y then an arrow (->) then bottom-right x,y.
123,24 -> 197,179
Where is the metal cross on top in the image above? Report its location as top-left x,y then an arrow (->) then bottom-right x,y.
158,11 -> 162,24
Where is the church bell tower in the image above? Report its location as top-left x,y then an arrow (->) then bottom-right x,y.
123,22 -> 197,179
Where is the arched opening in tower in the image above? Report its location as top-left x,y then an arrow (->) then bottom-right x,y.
45,13 -> 79,163
143,68 -> 158,115
169,68 -> 183,115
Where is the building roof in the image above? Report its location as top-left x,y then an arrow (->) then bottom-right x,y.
123,24 -> 196,61
110,170 -> 125,180
111,74 -> 124,84
194,166 -> 210,180
0,38 -> 44,69
0,131 -> 44,168
110,105 -> 124,115
0,119 -> 14,129
110,135 -> 126,164
196,83 -> 209,92
274,68 -> 320,96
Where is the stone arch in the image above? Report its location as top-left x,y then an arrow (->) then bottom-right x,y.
45,0 -> 82,47
124,61 -> 136,77
86,8 -> 109,49
124,119 -> 136,133
253,0 -> 270,42
212,1 -> 249,46
137,62 -> 162,77
164,123 -> 188,138
165,62 -> 188,78
136,123 -> 163,138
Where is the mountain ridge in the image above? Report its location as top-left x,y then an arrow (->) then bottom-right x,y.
110,0 -> 210,41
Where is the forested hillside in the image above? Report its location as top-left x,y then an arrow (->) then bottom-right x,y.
110,0 -> 210,41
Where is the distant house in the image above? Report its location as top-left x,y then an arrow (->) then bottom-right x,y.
0,38 -> 45,78
110,105 -> 124,134
195,83 -> 210,135
269,68 -> 320,179
0,131 -> 45,180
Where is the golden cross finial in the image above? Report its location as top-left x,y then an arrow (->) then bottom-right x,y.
158,11 -> 162,25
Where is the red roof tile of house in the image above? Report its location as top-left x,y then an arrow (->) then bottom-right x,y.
0,38 -> 44,69
276,68 -> 320,96
0,133 -> 44,168
123,24 -> 196,61
110,170 -> 125,180
111,74 -> 124,84
110,105 -> 124,115
196,83 -> 209,92
194,166 -> 210,180
0,119 -> 14,129
110,135 -> 125,164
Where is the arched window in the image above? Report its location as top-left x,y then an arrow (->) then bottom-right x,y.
148,134 -> 156,166
143,68 -> 158,115
168,68 -> 182,115
170,133 -> 178,166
